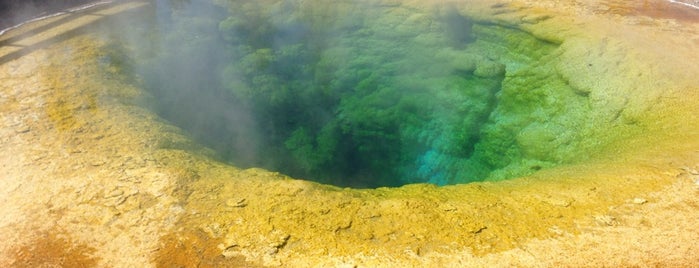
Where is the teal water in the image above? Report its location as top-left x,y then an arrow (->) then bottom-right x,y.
100,0 -> 584,188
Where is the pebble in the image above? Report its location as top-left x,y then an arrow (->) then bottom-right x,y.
14,126 -> 30,133
266,234 -> 290,255
221,245 -> 242,259
594,215 -> 616,226
632,198 -> 647,204
550,199 -> 572,207
681,166 -> 698,175
439,203 -> 457,212
114,196 -> 128,206
108,189 -> 124,198
226,198 -> 247,208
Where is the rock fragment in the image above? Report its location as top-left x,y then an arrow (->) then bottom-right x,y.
225,198 -> 247,208
594,215 -> 617,226
632,198 -> 647,204
14,126 -> 30,133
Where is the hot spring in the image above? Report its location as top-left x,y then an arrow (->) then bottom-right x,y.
1,0 -> 698,266
96,0 -> 638,188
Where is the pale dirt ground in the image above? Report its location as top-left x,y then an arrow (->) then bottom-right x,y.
1,0 -> 698,267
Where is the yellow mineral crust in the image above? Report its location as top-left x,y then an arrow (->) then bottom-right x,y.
0,0 -> 698,267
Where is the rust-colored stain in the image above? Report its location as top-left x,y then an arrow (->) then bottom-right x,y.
154,229 -> 259,268
10,230 -> 98,267
602,0 -> 699,23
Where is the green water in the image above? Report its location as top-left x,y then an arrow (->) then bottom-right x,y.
101,0 -> 590,188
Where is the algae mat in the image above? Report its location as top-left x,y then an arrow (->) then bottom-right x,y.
1,0 -> 698,267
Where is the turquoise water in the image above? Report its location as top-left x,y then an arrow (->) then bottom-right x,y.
101,0 -> 583,188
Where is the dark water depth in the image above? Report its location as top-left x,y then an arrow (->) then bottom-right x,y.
97,0 -> 581,188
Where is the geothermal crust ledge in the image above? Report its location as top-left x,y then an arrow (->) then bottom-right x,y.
1,0 -> 698,267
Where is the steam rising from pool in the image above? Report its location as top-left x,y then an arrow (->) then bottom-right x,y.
96,0 -> 624,188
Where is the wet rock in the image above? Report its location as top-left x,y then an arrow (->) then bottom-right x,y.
474,61 -> 506,77
521,14 -> 552,24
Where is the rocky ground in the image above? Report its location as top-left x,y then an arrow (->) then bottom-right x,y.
0,0 -> 101,33
1,0 -> 698,267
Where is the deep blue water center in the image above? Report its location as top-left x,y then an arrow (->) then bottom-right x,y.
103,0 -> 564,188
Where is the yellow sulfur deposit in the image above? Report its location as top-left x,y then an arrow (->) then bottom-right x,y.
0,0 -> 698,267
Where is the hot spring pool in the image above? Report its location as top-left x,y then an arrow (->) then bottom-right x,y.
1,0 -> 698,266
92,0 -> 652,188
